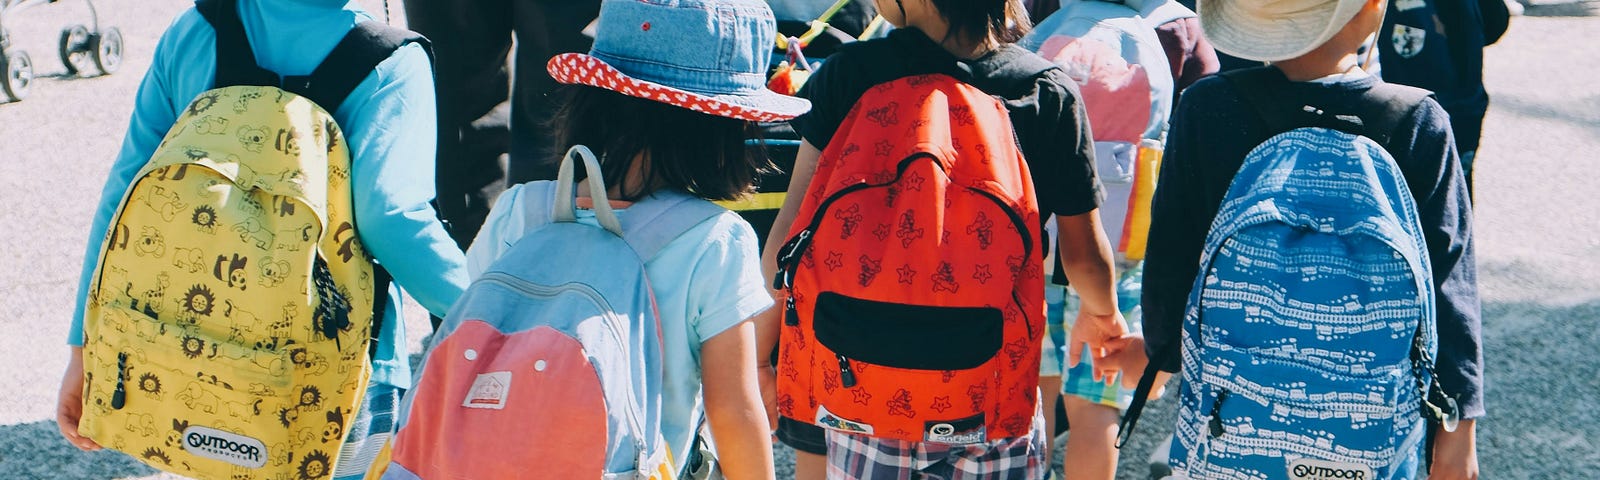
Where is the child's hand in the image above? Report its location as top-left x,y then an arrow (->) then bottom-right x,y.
1094,334 -> 1146,385
1067,309 -> 1130,371
1430,419 -> 1479,480
56,347 -> 101,451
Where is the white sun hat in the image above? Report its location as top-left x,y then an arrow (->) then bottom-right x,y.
1198,0 -> 1371,62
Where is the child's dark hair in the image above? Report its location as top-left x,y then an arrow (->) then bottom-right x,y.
547,85 -> 772,202
925,0 -> 1032,45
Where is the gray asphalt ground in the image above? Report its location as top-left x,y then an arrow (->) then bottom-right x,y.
1,1 -> 1596,479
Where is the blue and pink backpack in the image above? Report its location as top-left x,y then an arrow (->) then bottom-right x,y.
383,146 -> 723,479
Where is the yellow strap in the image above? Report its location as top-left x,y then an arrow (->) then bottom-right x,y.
714,192 -> 787,212
859,16 -> 887,40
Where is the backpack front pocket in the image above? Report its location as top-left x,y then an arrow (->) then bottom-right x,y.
80,305 -> 342,478
812,291 -> 1003,371
1193,348 -> 1423,479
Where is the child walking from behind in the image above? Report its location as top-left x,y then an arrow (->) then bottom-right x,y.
1137,0 -> 1485,478
759,0 -> 1131,477
57,1 -> 467,478
1020,0 -> 1216,476
460,0 -> 806,477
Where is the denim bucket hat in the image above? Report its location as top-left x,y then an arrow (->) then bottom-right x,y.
548,0 -> 812,122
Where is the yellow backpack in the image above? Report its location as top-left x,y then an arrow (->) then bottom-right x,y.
79,4 -> 425,478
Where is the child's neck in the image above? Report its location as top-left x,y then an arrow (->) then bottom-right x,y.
1273,49 -> 1364,82
904,18 -> 996,59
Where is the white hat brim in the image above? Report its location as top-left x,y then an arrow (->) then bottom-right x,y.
1200,0 -> 1370,62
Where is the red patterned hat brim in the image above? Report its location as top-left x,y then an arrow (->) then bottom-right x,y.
547,53 -> 810,122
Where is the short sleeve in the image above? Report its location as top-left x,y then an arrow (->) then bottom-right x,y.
681,213 -> 777,345
1028,75 -> 1103,217
465,183 -> 531,280
790,53 -> 862,150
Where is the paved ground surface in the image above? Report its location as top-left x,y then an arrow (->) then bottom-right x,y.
0,1 -> 1595,479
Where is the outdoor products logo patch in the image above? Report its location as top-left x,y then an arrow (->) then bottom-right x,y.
181,425 -> 267,468
1288,458 -> 1374,480
924,413 -> 985,444
462,371 -> 512,410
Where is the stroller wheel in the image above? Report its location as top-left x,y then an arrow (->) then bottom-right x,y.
59,24 -> 92,76
2,50 -> 34,102
91,27 -> 123,75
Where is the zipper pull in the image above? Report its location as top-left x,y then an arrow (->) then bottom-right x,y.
784,296 -> 799,326
772,230 -> 813,290
1208,389 -> 1229,438
837,354 -> 858,388
111,352 -> 128,410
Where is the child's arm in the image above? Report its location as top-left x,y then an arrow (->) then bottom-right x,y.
61,14 -> 192,448
339,43 -> 469,318
701,320 -> 777,480
755,140 -> 823,429
70,13 -> 192,347
1055,211 -> 1131,373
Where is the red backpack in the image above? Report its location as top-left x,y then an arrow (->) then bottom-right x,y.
773,73 -> 1046,443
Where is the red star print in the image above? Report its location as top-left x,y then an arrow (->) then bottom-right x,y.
824,252 -> 844,271
903,171 -> 925,191
930,396 -> 952,413
852,389 -> 873,406
973,264 -> 993,284
874,140 -> 894,157
872,223 -> 891,241
896,264 -> 916,285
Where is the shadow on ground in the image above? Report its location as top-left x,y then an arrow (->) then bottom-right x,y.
0,420 -> 159,479
1525,0 -> 1600,17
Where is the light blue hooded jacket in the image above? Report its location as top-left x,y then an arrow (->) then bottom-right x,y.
71,0 -> 468,389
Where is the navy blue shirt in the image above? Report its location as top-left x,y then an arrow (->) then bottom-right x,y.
1141,70 -> 1486,419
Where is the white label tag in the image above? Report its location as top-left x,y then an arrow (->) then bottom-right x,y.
462,371 -> 513,410
1288,458 -> 1375,480
815,405 -> 874,435
181,425 -> 268,468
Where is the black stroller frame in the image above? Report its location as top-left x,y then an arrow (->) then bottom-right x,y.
0,0 -> 122,103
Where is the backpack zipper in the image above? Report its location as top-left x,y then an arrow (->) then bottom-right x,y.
110,351 -> 129,410
836,354 -> 858,388
1208,388 -> 1229,438
474,272 -> 651,455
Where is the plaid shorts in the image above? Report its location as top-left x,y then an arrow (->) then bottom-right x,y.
331,382 -> 402,480
824,401 -> 1046,479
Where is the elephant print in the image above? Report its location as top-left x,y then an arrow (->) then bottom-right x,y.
277,224 -> 314,252
124,413 -> 157,437
232,218 -> 275,250
176,382 -> 221,413
137,185 -> 186,222
171,247 -> 205,273
192,115 -> 229,135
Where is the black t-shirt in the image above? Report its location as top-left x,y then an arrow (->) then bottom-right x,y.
790,27 -> 1104,218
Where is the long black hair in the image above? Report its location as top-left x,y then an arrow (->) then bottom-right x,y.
545,85 -> 773,202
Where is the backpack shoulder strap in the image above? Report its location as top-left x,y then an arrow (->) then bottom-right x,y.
620,190 -> 727,262
1357,82 -> 1433,146
196,0 -> 278,89
289,21 -> 432,111
512,183 -> 722,262
195,0 -> 431,110
1221,66 -> 1432,145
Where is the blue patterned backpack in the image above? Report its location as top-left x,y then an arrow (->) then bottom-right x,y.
1121,68 -> 1461,480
